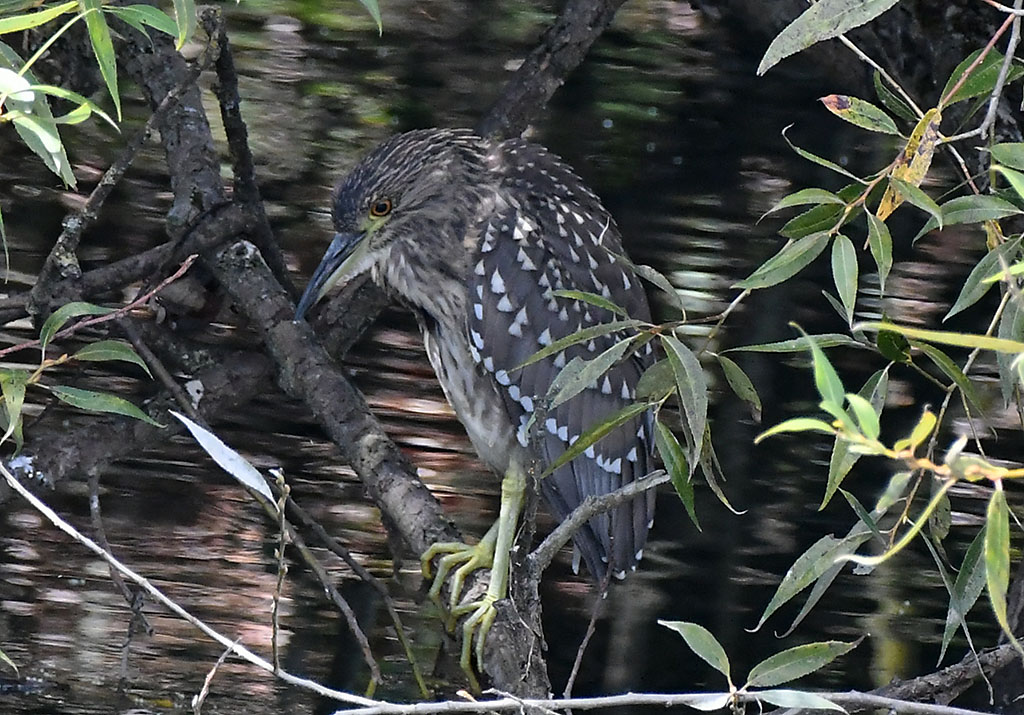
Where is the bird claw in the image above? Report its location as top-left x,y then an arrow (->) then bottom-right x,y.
421,537 -> 496,622
452,594 -> 498,685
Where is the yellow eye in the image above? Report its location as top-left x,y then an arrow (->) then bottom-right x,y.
369,198 -> 392,217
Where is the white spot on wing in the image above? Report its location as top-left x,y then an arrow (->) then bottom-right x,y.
491,270 -> 506,294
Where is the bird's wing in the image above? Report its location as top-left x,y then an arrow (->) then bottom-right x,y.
467,142 -> 656,580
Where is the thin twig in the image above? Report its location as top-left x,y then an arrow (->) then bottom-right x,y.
328,688 -> 995,715
0,464 -> 381,708
836,34 -> 923,118
272,469 -> 289,674
286,496 -> 429,697
563,572 -> 608,699
0,255 -> 197,361
192,637 -> 240,714
527,471 -> 668,575
27,25 -> 217,316
943,0 -> 1022,143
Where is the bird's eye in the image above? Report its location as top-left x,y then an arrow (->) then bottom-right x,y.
369,198 -> 392,217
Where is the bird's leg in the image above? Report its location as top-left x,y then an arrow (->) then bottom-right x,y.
449,465 -> 525,679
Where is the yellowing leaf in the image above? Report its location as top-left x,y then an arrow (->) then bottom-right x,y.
820,94 -> 898,134
877,108 -> 942,220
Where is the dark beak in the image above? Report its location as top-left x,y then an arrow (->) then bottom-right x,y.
294,231 -> 368,321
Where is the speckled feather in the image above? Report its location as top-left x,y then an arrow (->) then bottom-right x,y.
330,128 -> 656,581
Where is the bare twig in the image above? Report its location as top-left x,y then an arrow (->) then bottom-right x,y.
527,471 -> 669,576
943,0 -> 1022,143
1,465 -> 381,708
327,688 -> 994,715
192,637 -> 240,714
26,35 -> 217,319
0,255 -> 198,360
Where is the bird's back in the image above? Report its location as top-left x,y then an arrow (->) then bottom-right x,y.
459,136 -> 656,580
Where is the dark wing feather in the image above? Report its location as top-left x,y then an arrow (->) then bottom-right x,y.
467,139 -> 656,580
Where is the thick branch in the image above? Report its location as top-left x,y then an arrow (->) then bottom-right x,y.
475,0 -> 629,139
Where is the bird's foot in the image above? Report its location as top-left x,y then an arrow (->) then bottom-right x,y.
421,529 -> 497,621
451,593 -> 498,688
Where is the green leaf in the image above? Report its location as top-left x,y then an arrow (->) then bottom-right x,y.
765,188 -> 846,215
994,165 -> 1024,202
887,177 -> 943,227
941,49 -> 1024,106
781,527 -> 874,637
914,195 -> 1022,243
80,0 -> 119,119
716,354 -> 761,420
796,326 -> 845,408
549,337 -> 635,409
758,0 -> 900,75
39,301 -> 114,352
540,401 -> 651,479
945,236 -> 1023,321
839,489 -> 885,543
0,647 -> 16,675
631,262 -> 686,317
48,385 -> 162,426
661,334 -> 708,465
0,0 -> 77,33
872,70 -> 917,122
171,0 -> 196,49
844,393 -> 879,440
657,620 -> 730,681
865,213 -> 892,294
0,43 -> 75,187
843,479 -> 955,567
72,339 -> 152,376
727,334 -> 863,353
0,368 -> 27,450
755,689 -> 846,713
513,319 -> 643,371
780,204 -> 845,240
985,487 -> 1023,656
752,534 -> 860,631
893,409 -> 938,453
735,232 -> 830,290
551,289 -> 627,317
26,83 -> 116,130
820,94 -> 898,134
105,4 -> 179,38
746,640 -> 859,688
655,420 -> 698,529
996,299 -> 1024,406
170,411 -> 274,501
856,321 -> 1024,354
939,526 -> 987,663
782,128 -> 865,183
358,0 -> 382,34
755,417 -> 836,444
876,326 -> 912,363
636,359 -> 675,401
992,142 -> 1024,170
912,342 -> 983,413
821,437 -> 858,509
831,234 -> 858,325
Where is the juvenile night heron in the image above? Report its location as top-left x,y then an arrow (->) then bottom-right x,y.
295,127 -> 656,675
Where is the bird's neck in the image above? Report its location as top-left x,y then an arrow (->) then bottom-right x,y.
373,226 -> 470,336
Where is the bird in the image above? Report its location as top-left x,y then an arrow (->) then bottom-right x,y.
295,127 -> 657,679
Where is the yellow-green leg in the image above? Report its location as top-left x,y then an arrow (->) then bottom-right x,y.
420,464 -> 526,685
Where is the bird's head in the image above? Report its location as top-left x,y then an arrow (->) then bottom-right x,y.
294,128 -> 485,320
